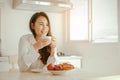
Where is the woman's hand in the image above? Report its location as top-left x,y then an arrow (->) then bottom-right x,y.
49,37 -> 56,56
33,36 -> 51,51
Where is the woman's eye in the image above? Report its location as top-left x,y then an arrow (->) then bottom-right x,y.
39,24 -> 43,26
38,24 -> 44,27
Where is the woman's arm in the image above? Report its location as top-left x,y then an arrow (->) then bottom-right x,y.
47,37 -> 59,65
47,47 -> 59,65
18,35 -> 39,71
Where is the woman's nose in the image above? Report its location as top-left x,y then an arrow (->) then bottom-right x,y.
43,27 -> 46,30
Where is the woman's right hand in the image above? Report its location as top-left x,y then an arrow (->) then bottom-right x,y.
33,37 -> 51,51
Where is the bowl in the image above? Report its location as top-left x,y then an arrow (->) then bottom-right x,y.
49,70 -> 67,75
48,70 -> 73,75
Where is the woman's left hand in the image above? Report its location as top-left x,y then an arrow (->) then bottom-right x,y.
50,36 -> 56,56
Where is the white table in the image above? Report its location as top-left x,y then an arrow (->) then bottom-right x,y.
0,68 -> 120,80
0,69 -> 120,80
0,68 -> 87,80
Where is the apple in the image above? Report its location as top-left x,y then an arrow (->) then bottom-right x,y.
47,64 -> 55,70
54,65 -> 60,70
54,65 -> 63,70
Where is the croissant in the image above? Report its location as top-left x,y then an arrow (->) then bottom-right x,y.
59,63 -> 74,70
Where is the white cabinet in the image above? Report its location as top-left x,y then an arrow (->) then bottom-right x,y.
58,56 -> 82,69
13,0 -> 72,12
0,56 -> 9,72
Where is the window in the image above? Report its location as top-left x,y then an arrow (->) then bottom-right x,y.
70,0 -> 89,41
69,0 -> 118,43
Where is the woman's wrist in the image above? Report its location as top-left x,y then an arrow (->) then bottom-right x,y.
50,52 -> 54,57
50,48 -> 55,56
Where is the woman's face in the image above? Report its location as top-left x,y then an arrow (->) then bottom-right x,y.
32,16 -> 49,37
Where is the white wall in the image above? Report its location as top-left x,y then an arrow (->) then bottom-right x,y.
0,0 -> 120,77
1,0 -> 64,56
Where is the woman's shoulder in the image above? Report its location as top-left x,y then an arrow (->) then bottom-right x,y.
21,34 -> 33,37
20,34 -> 34,40
19,34 -> 35,44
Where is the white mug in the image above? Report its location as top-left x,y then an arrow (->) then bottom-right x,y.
41,36 -> 52,41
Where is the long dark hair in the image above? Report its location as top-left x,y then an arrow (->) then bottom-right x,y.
29,12 -> 52,65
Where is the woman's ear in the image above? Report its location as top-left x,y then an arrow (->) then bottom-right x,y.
31,23 -> 34,29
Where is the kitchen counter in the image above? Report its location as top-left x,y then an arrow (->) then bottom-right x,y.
0,69 -> 120,80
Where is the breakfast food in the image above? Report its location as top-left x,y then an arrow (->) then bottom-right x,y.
58,63 -> 74,70
47,63 -> 74,70
47,64 -> 55,70
47,63 -> 63,70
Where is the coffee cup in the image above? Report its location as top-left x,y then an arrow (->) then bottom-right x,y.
41,36 -> 52,41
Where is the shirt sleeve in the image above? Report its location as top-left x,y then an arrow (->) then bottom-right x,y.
18,36 -> 39,71
46,47 -> 59,65
42,47 -> 59,71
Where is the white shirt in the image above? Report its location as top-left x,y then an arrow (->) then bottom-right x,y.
18,34 -> 58,71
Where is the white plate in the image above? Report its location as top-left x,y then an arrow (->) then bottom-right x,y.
31,69 -> 43,73
48,70 -> 70,75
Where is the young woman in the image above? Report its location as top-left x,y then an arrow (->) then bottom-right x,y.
18,12 -> 58,71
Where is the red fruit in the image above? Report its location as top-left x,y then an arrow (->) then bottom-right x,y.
47,64 -> 55,70
54,65 -> 62,70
